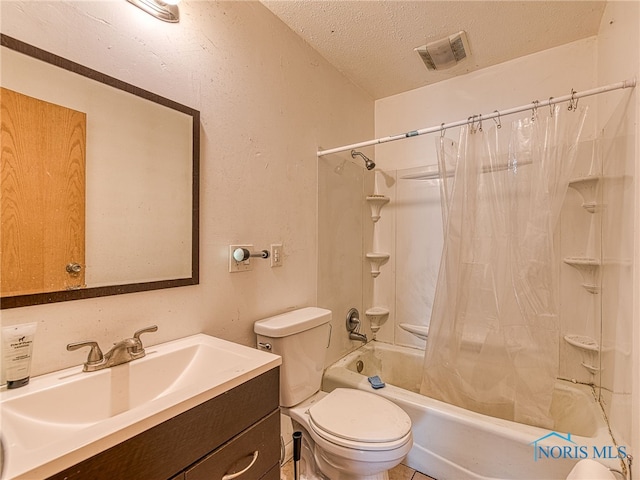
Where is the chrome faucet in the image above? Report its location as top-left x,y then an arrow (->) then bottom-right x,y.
67,326 -> 158,372
349,331 -> 368,343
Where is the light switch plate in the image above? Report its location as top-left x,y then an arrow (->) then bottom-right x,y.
270,244 -> 283,267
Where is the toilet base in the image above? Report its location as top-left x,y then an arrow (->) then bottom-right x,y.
295,435 -> 390,480
295,430 -> 329,480
313,446 -> 390,480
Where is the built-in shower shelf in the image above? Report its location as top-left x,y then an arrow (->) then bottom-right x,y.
568,176 -> 601,213
564,335 -> 601,376
365,307 -> 389,334
563,257 -> 600,293
366,253 -> 390,278
564,334 -> 599,351
399,170 -> 450,180
581,362 -> 602,374
366,195 -> 390,222
399,323 -> 429,341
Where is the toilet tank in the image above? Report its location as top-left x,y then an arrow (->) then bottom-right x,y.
254,307 -> 331,407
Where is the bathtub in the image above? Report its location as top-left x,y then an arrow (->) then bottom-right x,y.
323,342 -> 621,480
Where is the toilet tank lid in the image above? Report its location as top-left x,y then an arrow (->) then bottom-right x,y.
254,307 -> 332,337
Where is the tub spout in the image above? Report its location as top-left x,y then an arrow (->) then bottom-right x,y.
349,331 -> 368,343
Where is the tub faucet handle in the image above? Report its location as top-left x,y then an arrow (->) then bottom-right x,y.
346,308 -> 361,332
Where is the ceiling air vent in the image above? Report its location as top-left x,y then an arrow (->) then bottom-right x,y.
415,31 -> 470,71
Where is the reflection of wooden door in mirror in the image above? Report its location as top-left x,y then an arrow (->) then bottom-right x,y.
1,88 -> 86,296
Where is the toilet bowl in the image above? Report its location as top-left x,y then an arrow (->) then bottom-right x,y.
255,307 -> 413,480
284,389 -> 413,480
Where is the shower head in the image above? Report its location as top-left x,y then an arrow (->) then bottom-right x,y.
351,150 -> 376,170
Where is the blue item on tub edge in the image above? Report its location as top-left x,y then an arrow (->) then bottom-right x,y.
368,375 -> 385,389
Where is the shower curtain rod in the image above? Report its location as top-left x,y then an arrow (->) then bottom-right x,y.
317,78 -> 636,157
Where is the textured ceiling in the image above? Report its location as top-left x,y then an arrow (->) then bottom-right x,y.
261,1 -> 607,100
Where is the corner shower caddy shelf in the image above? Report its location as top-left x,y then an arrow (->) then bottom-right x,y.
366,195 -> 390,223
563,334 -> 601,374
568,176 -> 601,213
366,193 -> 391,338
365,307 -> 389,334
563,257 -> 601,294
366,253 -> 390,278
563,172 -> 604,376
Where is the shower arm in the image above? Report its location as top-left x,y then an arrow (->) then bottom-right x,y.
350,150 -> 368,162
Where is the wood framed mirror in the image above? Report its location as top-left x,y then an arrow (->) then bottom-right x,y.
1,34 -> 199,309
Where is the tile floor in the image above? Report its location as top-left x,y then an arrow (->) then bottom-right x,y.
280,460 -> 437,480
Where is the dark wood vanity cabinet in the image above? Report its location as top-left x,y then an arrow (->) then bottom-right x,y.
183,410 -> 280,480
47,368 -> 280,480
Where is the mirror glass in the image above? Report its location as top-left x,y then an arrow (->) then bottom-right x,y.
1,35 -> 199,308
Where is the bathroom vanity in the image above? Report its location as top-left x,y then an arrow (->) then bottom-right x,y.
1,334 -> 281,480
46,368 -> 280,480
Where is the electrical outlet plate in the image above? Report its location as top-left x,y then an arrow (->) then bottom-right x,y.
270,244 -> 283,267
229,244 -> 253,273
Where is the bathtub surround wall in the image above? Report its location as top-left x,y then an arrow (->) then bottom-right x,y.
373,2 -> 638,474
0,2 -> 373,376
595,0 -> 639,462
317,155 -> 375,366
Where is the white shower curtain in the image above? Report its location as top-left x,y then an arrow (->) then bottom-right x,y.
421,105 -> 587,428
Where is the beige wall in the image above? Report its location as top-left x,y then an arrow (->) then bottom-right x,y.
0,1 -> 373,376
317,155 -> 376,366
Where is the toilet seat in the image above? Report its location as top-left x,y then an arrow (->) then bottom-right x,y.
308,388 -> 412,451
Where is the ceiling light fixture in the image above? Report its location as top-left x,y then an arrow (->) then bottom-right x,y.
126,0 -> 180,23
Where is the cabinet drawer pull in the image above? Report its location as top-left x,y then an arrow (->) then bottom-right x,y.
222,450 -> 259,480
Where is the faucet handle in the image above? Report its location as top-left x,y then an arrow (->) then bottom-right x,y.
67,341 -> 104,366
132,325 -> 158,352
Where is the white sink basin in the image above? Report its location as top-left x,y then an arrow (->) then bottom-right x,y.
0,334 -> 281,480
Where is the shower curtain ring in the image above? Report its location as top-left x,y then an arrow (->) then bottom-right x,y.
440,122 -> 446,138
478,114 -> 483,132
471,115 -> 480,133
492,110 -> 502,129
531,100 -> 539,122
468,116 -> 475,133
568,89 -> 578,111
548,97 -> 554,117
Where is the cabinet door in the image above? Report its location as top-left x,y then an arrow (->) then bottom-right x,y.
260,464 -> 280,480
185,410 -> 280,480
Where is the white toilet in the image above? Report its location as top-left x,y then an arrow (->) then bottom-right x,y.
255,307 -> 413,480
